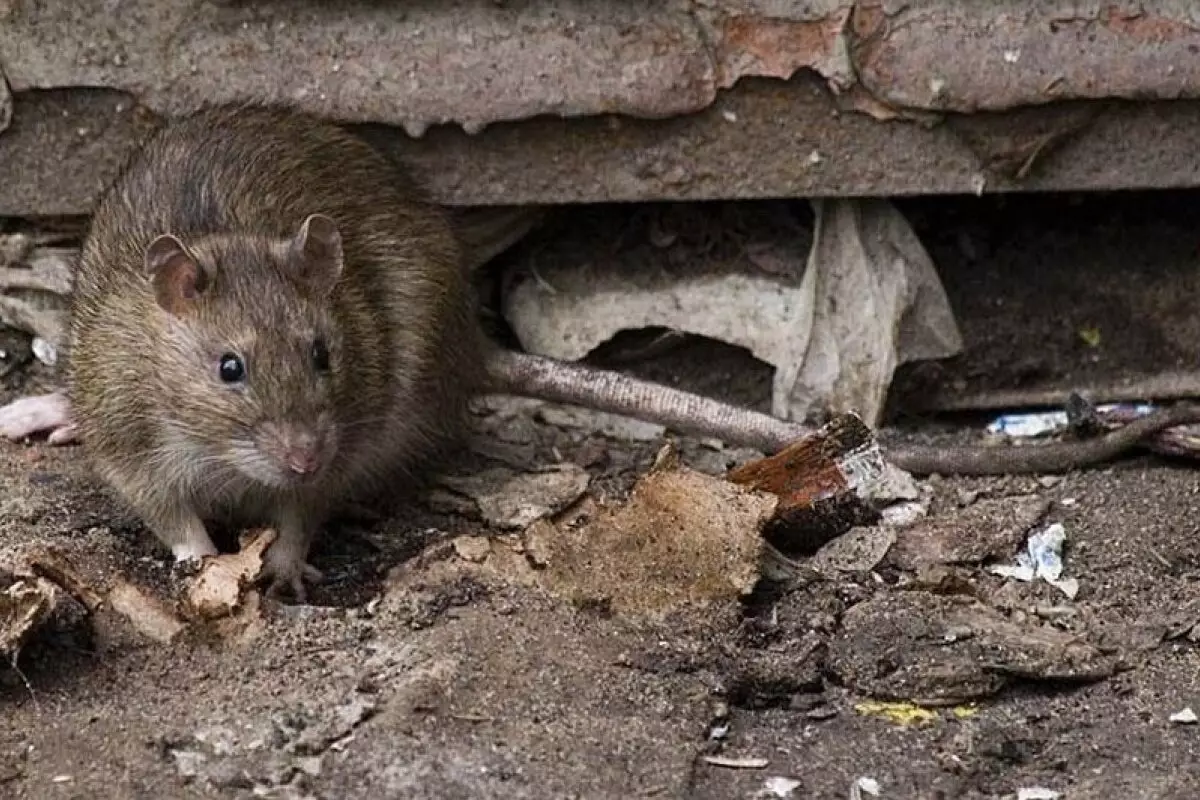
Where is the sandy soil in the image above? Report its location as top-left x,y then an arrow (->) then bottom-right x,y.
4,192 -> 1200,799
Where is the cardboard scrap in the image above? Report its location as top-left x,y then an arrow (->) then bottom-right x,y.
526,444 -> 777,616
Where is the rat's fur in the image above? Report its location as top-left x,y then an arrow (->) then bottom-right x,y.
67,104 -> 485,595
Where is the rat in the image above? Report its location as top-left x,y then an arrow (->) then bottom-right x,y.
2,104 -> 1197,600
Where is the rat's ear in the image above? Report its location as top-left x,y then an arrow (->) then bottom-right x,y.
144,234 -> 209,315
287,213 -> 343,297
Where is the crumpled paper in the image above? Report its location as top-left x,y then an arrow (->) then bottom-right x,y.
989,522 -> 1079,599
500,199 -> 961,428
787,198 -> 963,424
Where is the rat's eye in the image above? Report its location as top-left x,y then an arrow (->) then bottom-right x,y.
218,353 -> 246,384
311,337 -> 330,372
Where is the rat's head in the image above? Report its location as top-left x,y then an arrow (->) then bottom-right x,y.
143,214 -> 347,490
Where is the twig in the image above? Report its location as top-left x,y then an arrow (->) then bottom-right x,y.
905,372 -> 1200,413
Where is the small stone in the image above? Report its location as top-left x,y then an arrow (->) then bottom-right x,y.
295,755 -> 323,776
1170,707 -> 1198,724
170,749 -> 207,779
451,535 -> 492,563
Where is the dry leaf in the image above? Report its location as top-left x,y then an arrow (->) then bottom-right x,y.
186,528 -> 276,620
0,573 -> 57,657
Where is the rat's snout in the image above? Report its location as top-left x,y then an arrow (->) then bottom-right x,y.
283,434 -> 321,476
253,419 -> 337,485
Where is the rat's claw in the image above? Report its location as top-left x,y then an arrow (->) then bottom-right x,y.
261,558 -> 324,604
169,556 -> 206,580
0,392 -> 75,443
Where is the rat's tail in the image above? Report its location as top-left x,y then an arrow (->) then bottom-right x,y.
483,347 -> 812,454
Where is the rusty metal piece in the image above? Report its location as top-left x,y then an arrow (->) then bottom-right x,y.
727,413 -> 885,553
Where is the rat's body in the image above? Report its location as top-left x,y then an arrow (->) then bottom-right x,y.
2,104 -> 1196,599
64,105 -> 487,594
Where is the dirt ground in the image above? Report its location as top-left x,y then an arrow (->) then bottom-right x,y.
5,192 -> 1200,799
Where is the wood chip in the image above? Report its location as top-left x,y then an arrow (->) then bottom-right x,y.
702,755 -> 770,769
185,528 -> 276,620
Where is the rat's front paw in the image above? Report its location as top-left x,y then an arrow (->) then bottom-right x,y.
260,545 -> 324,604
170,557 -> 207,581
0,392 -> 77,444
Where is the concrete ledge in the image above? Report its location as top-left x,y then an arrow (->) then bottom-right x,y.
5,1 -> 1200,215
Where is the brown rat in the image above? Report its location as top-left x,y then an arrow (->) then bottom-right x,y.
45,104 -> 486,598
1,104 -> 1196,600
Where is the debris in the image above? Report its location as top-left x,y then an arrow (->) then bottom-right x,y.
727,413 -> 888,554
295,755 -> 323,777
1017,789 -> 1061,800
788,198 -> 962,425
28,549 -> 187,645
436,464 -> 590,529
26,551 -> 103,611
851,776 -> 881,798
534,404 -> 666,443
185,528 -> 276,620
887,496 -> 1050,572
0,572 -> 57,659
170,748 -> 208,779
0,327 -> 33,378
1077,325 -> 1102,348
1164,601 -> 1200,641
528,443 -> 775,616
987,404 -> 1154,438
451,536 -> 493,563
885,402 -> 1200,475
989,522 -> 1079,599
502,200 -> 960,430
910,384 -> 1200,461
929,367 -> 1200,411
853,701 -> 936,726
809,526 -> 895,576
1170,707 -> 1198,724
830,592 -> 1118,704
291,692 -> 378,755
0,241 -> 70,347
107,582 -> 186,644
759,776 -> 802,797
702,755 -> 769,769
880,500 -> 928,528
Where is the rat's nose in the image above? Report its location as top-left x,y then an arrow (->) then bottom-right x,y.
279,429 -> 323,475
285,444 -> 321,475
